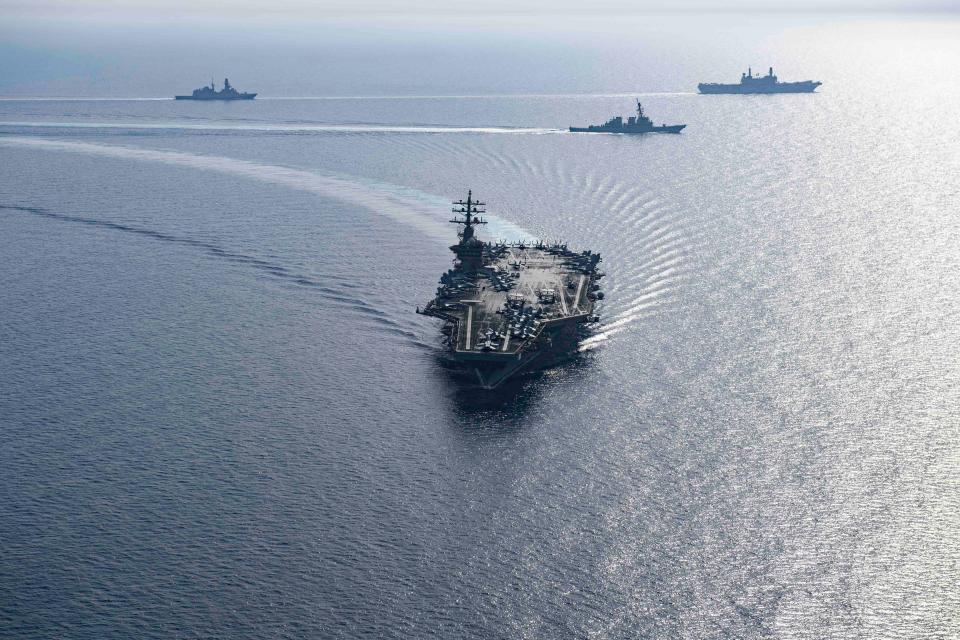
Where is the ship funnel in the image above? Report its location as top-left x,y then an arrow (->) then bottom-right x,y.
769,67 -> 773,76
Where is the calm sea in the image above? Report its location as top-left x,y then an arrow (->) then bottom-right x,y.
1,14 -> 958,639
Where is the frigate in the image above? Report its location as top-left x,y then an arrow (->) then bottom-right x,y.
418,192 -> 604,389
175,78 -> 256,100
698,67 -> 821,94
570,101 -> 685,134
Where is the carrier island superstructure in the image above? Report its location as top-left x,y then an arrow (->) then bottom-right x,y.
418,192 -> 603,389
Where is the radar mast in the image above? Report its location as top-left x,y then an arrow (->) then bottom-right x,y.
450,190 -> 487,244
449,190 -> 488,270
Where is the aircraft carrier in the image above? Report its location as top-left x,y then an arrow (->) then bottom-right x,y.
418,192 -> 603,389
698,67 -> 821,94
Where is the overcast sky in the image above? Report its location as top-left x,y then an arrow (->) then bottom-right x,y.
2,0 -> 958,19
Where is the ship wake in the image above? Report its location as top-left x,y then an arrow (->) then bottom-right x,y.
0,203 -> 429,343
0,136 -> 538,245
0,121 -> 563,135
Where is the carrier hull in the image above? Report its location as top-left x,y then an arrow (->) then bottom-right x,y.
698,81 -> 820,94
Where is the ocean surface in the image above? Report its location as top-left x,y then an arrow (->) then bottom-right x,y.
1,15 -> 959,639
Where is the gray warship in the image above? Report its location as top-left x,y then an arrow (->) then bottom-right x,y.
175,78 -> 256,100
418,192 -> 603,389
698,67 -> 821,94
570,101 -> 685,134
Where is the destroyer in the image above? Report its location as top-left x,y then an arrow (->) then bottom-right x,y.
175,78 -> 256,100
418,192 -> 603,389
570,101 -> 685,134
698,67 -> 821,94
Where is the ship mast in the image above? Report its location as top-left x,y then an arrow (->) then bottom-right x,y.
450,190 -> 487,244
449,190 -> 488,270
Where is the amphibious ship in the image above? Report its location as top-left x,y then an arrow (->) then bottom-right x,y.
175,78 -> 256,100
570,101 -> 685,134
698,67 -> 821,94
418,192 -> 603,389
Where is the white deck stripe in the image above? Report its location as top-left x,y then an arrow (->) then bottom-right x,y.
465,304 -> 474,350
557,285 -> 569,316
573,275 -> 587,312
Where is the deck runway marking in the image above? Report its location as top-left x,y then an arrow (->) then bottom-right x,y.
465,304 -> 474,350
573,275 -> 587,312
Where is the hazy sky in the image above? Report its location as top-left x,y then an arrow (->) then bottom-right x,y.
2,0 -> 958,19
1,0 -> 957,97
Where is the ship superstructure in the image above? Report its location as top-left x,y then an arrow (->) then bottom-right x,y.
175,78 -> 257,100
418,191 -> 603,389
570,101 -> 686,134
698,67 -> 821,94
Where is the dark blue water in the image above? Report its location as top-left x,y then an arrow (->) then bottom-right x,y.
1,15 -> 959,639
